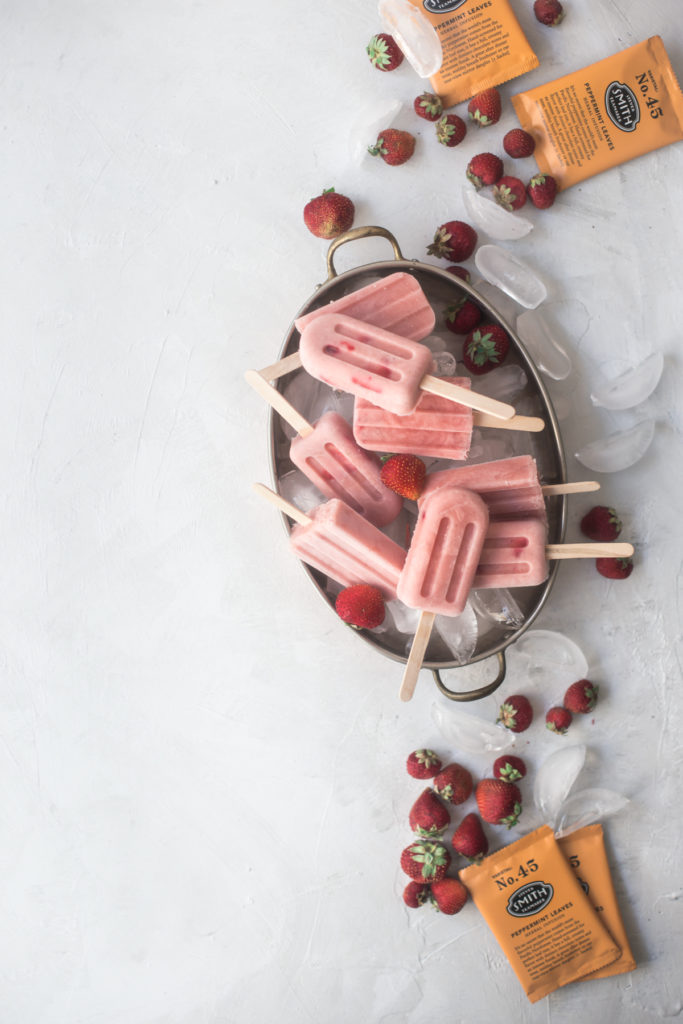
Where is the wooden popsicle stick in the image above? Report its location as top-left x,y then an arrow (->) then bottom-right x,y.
541,480 -> 600,496
245,369 -> 314,437
399,611 -> 436,702
546,541 -> 634,560
260,351 -> 303,381
474,411 -> 545,433
252,482 -> 312,526
419,374 -> 515,421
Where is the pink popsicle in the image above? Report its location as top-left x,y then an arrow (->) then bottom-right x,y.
473,518 -> 549,589
421,455 -> 546,518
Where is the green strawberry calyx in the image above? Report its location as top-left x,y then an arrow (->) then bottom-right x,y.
467,331 -> 502,366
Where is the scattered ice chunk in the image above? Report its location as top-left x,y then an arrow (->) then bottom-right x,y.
431,702 -> 516,754
349,96 -> 403,164
378,0 -> 443,77
516,308 -> 572,381
422,333 -> 448,353
533,745 -> 586,828
574,419 -> 655,473
555,788 -> 630,837
473,280 -> 520,325
462,185 -> 533,241
470,588 -> 525,629
468,432 -> 518,463
278,470 -> 321,514
475,245 -> 547,309
590,352 -> 664,410
384,599 -> 420,635
433,602 -> 478,665
473,364 -> 528,403
513,629 -> 589,680
432,350 -> 458,376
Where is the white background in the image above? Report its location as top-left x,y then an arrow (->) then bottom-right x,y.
1,1 -> 682,1021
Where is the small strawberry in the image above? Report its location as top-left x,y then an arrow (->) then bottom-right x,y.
367,33 -> 404,71
436,113 -> 467,147
493,175 -> 527,211
444,296 -> 482,335
427,220 -> 477,262
466,152 -> 504,189
380,453 -> 426,500
580,506 -> 622,542
596,556 -> 634,580
414,91 -> 443,121
445,265 -> 471,282
503,128 -> 536,158
409,788 -> 451,838
463,324 -> 510,375
303,187 -> 355,240
493,755 -> 527,783
400,840 -> 451,882
433,762 -> 473,805
476,778 -> 522,828
497,694 -> 533,733
335,584 -> 385,629
451,813 -> 489,862
534,0 -> 565,26
468,88 -> 502,126
403,880 -> 430,908
546,706 -> 572,734
527,173 -> 558,209
430,877 -> 468,914
368,129 -> 415,166
406,749 -> 443,779
564,679 -> 599,714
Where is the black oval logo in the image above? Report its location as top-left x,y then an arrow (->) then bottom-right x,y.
604,81 -> 640,132
506,881 -> 554,917
423,0 -> 467,12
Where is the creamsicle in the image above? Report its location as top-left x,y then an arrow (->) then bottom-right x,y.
422,455 -> 545,517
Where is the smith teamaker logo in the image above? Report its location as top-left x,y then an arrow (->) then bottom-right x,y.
604,81 -> 641,132
423,0 -> 468,12
506,881 -> 554,917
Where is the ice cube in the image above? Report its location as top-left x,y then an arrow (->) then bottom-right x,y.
513,629 -> 589,680
462,185 -> 533,241
384,599 -> 420,635
349,96 -> 403,165
590,352 -> 664,410
431,350 -> 457,376
433,601 -> 478,665
472,364 -> 528,403
473,280 -> 520,326
422,333 -> 448,354
378,0 -> 443,77
278,471 -> 322,514
533,745 -> 587,828
470,588 -> 524,629
516,308 -> 572,381
475,245 -> 547,309
574,419 -> 655,473
555,788 -> 630,837
431,702 -> 516,754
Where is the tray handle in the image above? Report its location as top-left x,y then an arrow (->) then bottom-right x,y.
431,650 -> 507,702
326,226 -> 404,280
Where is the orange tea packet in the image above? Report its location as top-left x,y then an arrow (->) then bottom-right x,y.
557,823 -> 637,979
402,0 -> 538,108
459,825 -> 621,1003
511,36 -> 683,190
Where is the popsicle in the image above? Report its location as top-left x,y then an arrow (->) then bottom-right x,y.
245,369 -> 403,527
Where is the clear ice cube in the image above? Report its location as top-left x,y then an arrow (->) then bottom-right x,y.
433,601 -> 478,665
431,702 -> 516,754
472,363 -> 528,403
574,419 -> 655,473
349,96 -> 403,165
378,0 -> 443,77
462,185 -> 533,241
422,333 -> 448,353
473,280 -> 520,325
475,245 -> 547,309
555,788 -> 630,837
432,350 -> 458,377
278,470 -> 322,514
590,351 -> 664,410
512,629 -> 589,680
470,588 -> 525,629
533,744 -> 586,828
516,308 -> 572,381
384,599 -> 421,635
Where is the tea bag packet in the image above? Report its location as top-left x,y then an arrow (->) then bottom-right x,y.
459,825 -> 621,1003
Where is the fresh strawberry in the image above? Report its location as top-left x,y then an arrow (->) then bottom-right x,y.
527,174 -> 558,209
493,755 -> 527,783
414,91 -> 443,121
368,129 -> 415,165
367,33 -> 404,71
503,128 -> 536,158
427,220 -> 477,261
444,296 -> 482,335
533,0 -> 564,26
546,706 -> 572,734
400,841 -> 451,882
463,324 -> 510,375
303,187 -> 355,240
430,877 -> 468,914
580,506 -> 622,542
497,694 -> 533,733
436,113 -> 467,147
403,880 -> 430,908
596,556 -> 634,580
335,584 -> 385,629
409,788 -> 451,838
380,453 -> 426,500
406,749 -> 443,779
451,813 -> 489,862
476,778 -> 522,828
445,265 -> 471,282
433,762 -> 473,805
493,175 -> 527,211
468,88 -> 502,126
466,152 -> 504,189
564,679 -> 599,714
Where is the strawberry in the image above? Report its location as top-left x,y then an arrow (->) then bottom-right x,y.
493,755 -> 527,783
445,265 -> 471,282
400,841 -> 451,882
406,749 -> 443,779
303,187 -> 355,240
466,152 -> 504,189
503,128 -> 536,158
463,324 -> 510,375
497,694 -> 533,733
533,0 -> 565,26
564,679 -> 599,714
546,706 -> 572,734
403,880 -> 430,908
436,113 -> 467,147
493,175 -> 527,211
335,584 -> 385,629
476,778 -> 522,828
380,453 -> 426,500
427,220 -> 477,261
580,506 -> 622,542
596,556 -> 634,580
368,129 -> 415,166
430,877 -> 468,914
367,33 -> 404,71
444,296 -> 482,335
409,788 -> 451,838
414,92 -> 443,121
451,813 -> 489,862
527,174 -> 558,209
433,762 -> 473,805
468,88 -> 502,127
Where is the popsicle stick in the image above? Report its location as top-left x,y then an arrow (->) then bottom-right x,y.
474,411 -> 545,433
419,374 -> 515,421
260,351 -> 303,382
541,481 -> 600,496
399,611 -> 436,702
253,482 -> 312,526
546,541 -> 634,560
245,369 -> 314,437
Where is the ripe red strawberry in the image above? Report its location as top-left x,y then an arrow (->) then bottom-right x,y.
451,813 -> 489,862
466,152 -> 504,189
427,220 -> 477,261
503,128 -> 536,158
527,174 -> 558,209
403,880 -> 430,908
476,778 -> 522,828
564,679 -> 599,714
406,749 -> 443,779
446,265 -> 471,282
436,113 -> 467,147
430,877 -> 468,914
580,506 -> 622,542
546,706 -> 572,734
400,841 -> 451,882
335,584 -> 385,629
596,556 -> 634,580
368,129 -> 415,165
367,33 -> 404,71
414,91 -> 443,121
380,453 -> 426,500
433,762 -> 473,805
493,175 -> 527,211
497,694 -> 533,733
534,0 -> 564,26
444,296 -> 482,335
303,187 -> 355,240
409,788 -> 451,838
468,88 -> 502,126
493,755 -> 527,783
463,324 -> 510,375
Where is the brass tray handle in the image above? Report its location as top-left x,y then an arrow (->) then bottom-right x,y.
431,650 -> 507,702
326,226 -> 404,280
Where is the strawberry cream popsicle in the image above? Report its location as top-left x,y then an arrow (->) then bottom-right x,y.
421,455 -> 546,517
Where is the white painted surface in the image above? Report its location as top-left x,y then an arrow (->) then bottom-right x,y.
1,1 -> 682,1021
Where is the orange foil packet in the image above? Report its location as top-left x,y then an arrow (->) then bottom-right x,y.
459,825 -> 621,1003
511,36 -> 683,190
403,0 -> 538,108
558,824 -> 637,980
